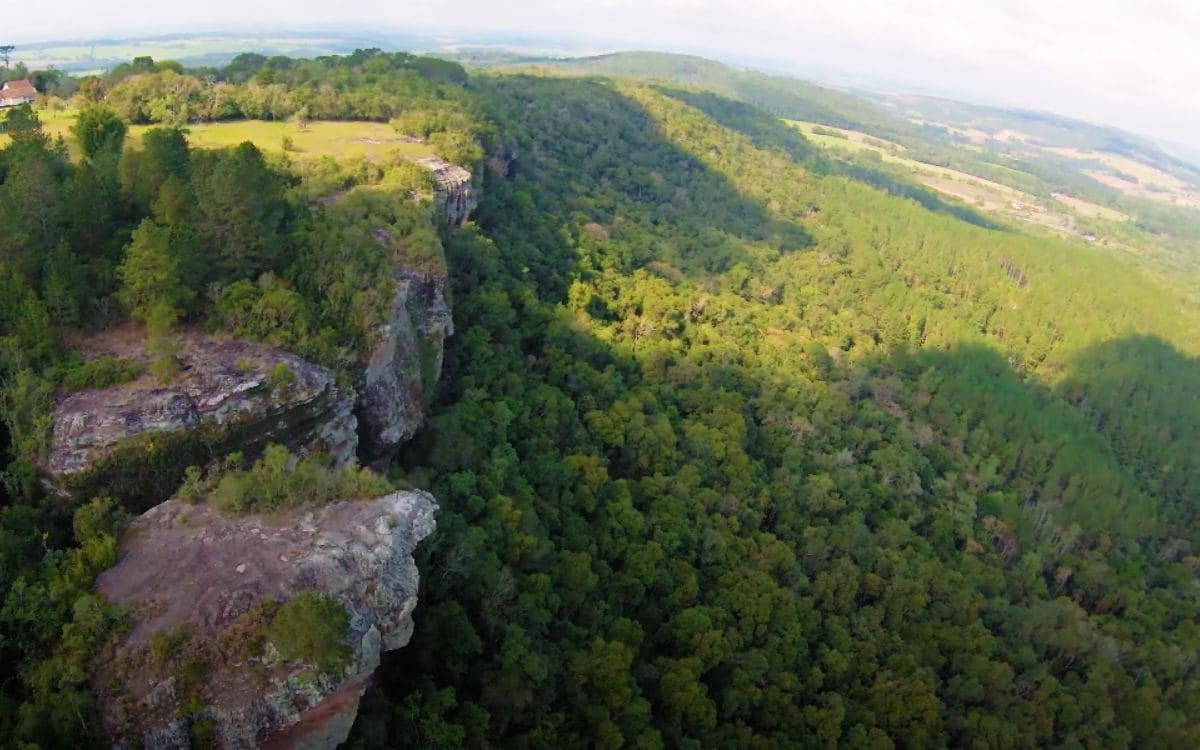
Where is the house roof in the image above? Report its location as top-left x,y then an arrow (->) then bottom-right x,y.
1,79 -> 36,99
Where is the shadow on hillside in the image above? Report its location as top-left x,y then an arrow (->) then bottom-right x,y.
882,343 -> 1158,542
650,86 -> 825,167
469,76 -> 814,295
367,321 -> 1189,740
350,74 -> 1199,742
1055,335 -> 1200,535
653,85 -> 1003,232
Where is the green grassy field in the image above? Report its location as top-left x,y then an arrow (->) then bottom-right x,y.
1,110 -> 433,161
137,119 -> 433,160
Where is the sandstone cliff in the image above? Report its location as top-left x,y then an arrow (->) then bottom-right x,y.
415,155 -> 477,227
46,334 -> 356,508
92,490 -> 437,749
358,259 -> 454,465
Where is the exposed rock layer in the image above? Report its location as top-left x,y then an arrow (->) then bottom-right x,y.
415,155 -> 477,227
358,267 -> 454,465
93,491 -> 437,749
46,335 -> 356,506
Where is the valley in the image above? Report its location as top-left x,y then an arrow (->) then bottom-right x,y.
1,39 -> 1199,750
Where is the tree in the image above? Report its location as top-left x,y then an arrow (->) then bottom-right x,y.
77,77 -> 104,104
0,45 -> 13,69
0,104 -> 43,143
117,219 -> 189,323
121,126 -> 189,214
189,143 -> 288,282
71,105 -> 127,160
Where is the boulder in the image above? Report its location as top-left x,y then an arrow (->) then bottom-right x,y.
92,490 -> 437,749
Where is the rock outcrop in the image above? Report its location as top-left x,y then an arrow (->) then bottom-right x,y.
46,334 -> 357,507
415,156 -> 477,227
92,490 -> 437,749
358,264 -> 453,465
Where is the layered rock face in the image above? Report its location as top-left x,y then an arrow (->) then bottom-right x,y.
92,490 -> 437,749
352,156 -> 475,463
415,155 -> 477,227
46,335 -> 356,506
358,266 -> 454,464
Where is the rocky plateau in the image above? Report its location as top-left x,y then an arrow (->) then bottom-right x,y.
92,490 -> 437,749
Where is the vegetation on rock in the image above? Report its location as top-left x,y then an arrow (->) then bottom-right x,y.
180,443 -> 394,514
267,592 -> 353,674
0,48 -> 471,747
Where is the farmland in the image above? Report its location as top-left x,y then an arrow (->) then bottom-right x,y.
785,118 -> 1127,237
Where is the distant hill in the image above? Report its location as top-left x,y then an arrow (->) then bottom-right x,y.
514,51 -> 1200,193
7,30 -> 432,73
874,92 -> 1200,186
507,51 -> 921,142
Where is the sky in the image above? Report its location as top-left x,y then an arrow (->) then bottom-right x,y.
7,0 -> 1199,151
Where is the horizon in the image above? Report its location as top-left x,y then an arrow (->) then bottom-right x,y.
3,1 -> 1198,157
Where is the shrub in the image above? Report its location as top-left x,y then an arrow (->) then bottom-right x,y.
61,356 -> 145,390
176,466 -> 205,504
197,444 -> 392,514
268,362 -> 296,395
149,626 -> 190,663
267,592 -> 352,673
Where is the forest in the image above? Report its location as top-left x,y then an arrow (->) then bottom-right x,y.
3,49 -> 1200,749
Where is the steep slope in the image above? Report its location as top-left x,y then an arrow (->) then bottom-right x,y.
515,51 -> 1200,290
348,76 -> 1200,748
518,51 -> 916,141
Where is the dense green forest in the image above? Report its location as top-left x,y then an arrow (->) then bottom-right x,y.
514,51 -> 1200,288
350,77 -> 1200,748
3,49 -> 1200,749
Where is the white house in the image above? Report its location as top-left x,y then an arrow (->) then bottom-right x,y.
0,79 -> 36,108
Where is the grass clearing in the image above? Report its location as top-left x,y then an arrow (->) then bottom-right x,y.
133,120 -> 433,161
1045,146 -> 1200,209
908,118 -> 989,143
785,119 -> 908,155
787,118 -> 1026,198
1047,147 -> 1186,187
1,110 -> 433,162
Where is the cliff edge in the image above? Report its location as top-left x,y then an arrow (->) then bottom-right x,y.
92,491 -> 436,749
45,333 -> 357,508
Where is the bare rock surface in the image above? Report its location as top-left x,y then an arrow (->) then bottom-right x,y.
415,155 -> 477,226
93,490 -> 437,749
46,333 -> 357,503
358,265 -> 453,465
